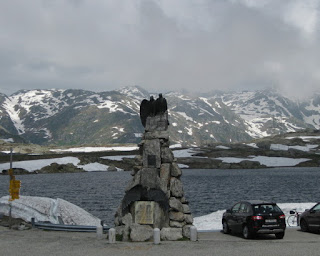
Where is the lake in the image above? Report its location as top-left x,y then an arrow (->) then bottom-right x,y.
0,167 -> 319,227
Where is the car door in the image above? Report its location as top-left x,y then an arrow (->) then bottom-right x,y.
228,203 -> 241,231
307,203 -> 320,230
236,203 -> 249,231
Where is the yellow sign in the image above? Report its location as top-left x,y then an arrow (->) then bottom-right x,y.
9,174 -> 21,201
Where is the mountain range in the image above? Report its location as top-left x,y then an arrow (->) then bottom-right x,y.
0,86 -> 319,146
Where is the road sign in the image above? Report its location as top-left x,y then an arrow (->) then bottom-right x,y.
9,175 -> 21,201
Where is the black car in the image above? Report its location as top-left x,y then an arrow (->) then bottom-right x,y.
299,202 -> 320,233
222,200 -> 286,239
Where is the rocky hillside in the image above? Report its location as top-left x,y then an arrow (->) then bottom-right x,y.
0,87 -> 319,146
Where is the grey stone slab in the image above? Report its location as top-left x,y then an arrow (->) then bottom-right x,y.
170,220 -> 185,228
170,177 -> 184,198
169,197 -> 184,212
125,170 -> 141,191
185,214 -> 193,224
171,162 -> 182,177
140,168 -> 160,189
161,147 -> 174,163
144,131 -> 169,140
142,139 -> 161,168
130,224 -> 153,242
169,211 -> 185,222
182,224 -> 193,239
160,227 -> 183,241
182,204 -> 191,214
159,163 -> 170,192
134,201 -> 155,225
145,112 -> 169,132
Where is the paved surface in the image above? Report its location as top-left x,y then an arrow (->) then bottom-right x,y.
0,227 -> 319,256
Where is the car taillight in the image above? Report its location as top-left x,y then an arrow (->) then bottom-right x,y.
251,216 -> 263,221
278,215 -> 285,219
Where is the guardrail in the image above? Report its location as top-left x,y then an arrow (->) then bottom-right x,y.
31,218 -> 109,232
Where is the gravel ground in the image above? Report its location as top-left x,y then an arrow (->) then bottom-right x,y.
0,226 -> 319,256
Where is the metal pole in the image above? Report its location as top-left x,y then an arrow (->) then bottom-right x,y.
9,148 -> 13,229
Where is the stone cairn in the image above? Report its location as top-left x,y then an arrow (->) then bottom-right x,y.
114,95 -> 194,242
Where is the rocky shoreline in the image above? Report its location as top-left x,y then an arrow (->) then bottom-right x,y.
1,130 -> 320,174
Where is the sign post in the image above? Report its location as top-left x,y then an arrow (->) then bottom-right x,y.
8,148 -> 21,228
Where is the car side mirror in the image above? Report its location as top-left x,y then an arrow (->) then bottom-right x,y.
305,209 -> 309,212
226,209 -> 232,214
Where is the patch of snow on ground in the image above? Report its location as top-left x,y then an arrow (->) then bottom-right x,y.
270,144 -> 318,152
286,136 -> 320,141
186,127 -> 193,135
169,144 -> 182,149
0,157 -> 80,172
246,143 -> 259,148
173,149 -> 196,158
0,157 -> 112,172
178,164 -> 189,168
176,112 -> 193,121
215,156 -> 311,167
0,196 -> 101,226
50,146 -> 138,153
0,138 -> 14,143
194,202 -> 316,231
216,145 -> 230,149
79,163 -> 110,171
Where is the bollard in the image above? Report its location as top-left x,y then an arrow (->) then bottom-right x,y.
190,226 -> 197,241
96,225 -> 103,239
153,228 -> 160,245
109,228 -> 116,244
31,218 -> 35,228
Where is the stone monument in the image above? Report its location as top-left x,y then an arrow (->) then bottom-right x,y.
114,94 -> 194,241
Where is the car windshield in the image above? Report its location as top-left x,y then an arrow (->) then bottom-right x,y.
253,204 -> 282,214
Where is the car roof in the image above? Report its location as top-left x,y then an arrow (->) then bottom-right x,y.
241,200 -> 276,205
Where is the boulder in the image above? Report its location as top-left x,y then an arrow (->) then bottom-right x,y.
170,178 -> 184,198
160,227 -> 183,240
169,197 -> 184,212
108,165 -> 117,171
161,148 -> 174,163
171,163 -> 182,177
169,211 -> 185,222
130,224 -> 153,242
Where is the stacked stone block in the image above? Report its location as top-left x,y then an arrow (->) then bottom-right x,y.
114,112 -> 193,241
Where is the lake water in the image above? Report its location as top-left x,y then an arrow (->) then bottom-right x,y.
1,167 -> 319,227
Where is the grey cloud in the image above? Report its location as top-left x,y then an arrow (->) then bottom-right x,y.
0,0 -> 319,98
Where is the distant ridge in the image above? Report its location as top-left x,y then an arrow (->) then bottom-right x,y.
0,86 -> 319,146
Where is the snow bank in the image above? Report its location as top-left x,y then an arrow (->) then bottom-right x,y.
270,144 -> 318,152
286,136 -> 320,141
0,157 -> 80,172
0,157 -> 113,172
0,196 -> 101,226
215,156 -> 311,167
193,202 -> 316,231
50,146 -> 138,153
216,145 -> 230,149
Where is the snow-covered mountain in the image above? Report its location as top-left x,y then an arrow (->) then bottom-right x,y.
0,87 -> 319,146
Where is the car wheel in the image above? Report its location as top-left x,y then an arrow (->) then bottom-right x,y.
275,232 -> 285,239
300,219 -> 309,232
222,220 -> 230,234
242,225 -> 253,239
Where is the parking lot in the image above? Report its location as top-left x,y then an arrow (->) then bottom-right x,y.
0,226 -> 319,256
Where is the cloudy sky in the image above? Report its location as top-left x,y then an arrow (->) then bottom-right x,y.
0,0 -> 319,97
